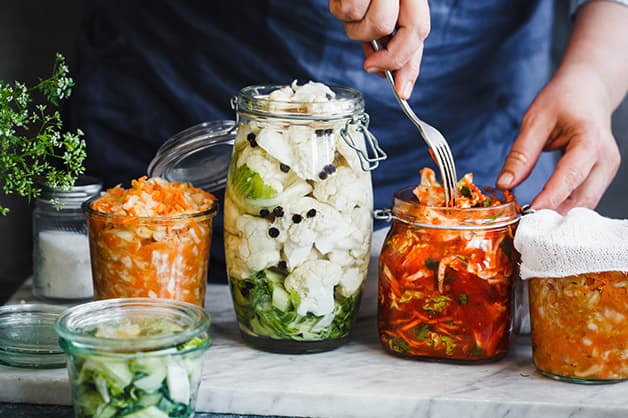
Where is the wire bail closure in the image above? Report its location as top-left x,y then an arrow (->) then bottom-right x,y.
373,208 -> 520,230
340,113 -> 387,172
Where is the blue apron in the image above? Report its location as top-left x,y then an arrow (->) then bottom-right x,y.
67,0 -> 555,282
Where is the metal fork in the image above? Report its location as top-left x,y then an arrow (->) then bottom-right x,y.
371,39 -> 458,206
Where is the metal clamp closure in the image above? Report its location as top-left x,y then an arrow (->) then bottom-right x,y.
340,113 -> 387,172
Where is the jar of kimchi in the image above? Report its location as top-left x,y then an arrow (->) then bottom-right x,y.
377,171 -> 519,363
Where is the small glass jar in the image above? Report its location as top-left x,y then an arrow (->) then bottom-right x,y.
224,84 -> 385,353
32,176 -> 102,302
54,298 -> 211,418
529,271 -> 628,384
82,196 -> 218,307
376,187 -> 519,363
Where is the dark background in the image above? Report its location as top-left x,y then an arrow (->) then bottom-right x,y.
0,1 -> 626,303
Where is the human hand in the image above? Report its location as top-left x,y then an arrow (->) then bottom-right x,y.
329,0 -> 430,99
496,65 -> 621,214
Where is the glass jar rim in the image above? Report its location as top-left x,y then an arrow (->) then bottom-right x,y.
54,298 -> 210,354
391,186 -> 520,229
36,175 -> 102,206
235,83 -> 365,120
81,194 -> 219,222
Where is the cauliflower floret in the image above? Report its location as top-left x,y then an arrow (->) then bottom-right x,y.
286,125 -> 336,180
338,267 -> 364,298
236,146 -> 289,193
290,81 -> 335,102
268,85 -> 294,101
234,214 -> 282,272
223,194 -> 240,235
284,260 -> 342,316
224,234 -> 252,280
312,166 -> 372,212
256,126 -> 295,168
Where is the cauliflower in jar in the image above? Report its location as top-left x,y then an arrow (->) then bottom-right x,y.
231,214 -> 283,274
284,260 -> 342,316
312,166 -> 371,212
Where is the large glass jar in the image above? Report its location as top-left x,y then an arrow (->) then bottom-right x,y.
529,271 -> 628,384
32,176 -> 102,302
376,187 -> 519,362
224,83 -> 385,353
54,298 -> 211,417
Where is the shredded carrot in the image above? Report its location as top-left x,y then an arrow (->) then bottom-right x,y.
529,272 -> 628,381
86,177 -> 217,306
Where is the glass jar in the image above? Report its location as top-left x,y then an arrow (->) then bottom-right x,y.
54,298 -> 211,418
32,176 -> 102,302
529,271 -> 628,384
224,84 -> 385,353
82,196 -> 218,307
376,187 -> 519,362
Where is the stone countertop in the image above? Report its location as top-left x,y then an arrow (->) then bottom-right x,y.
2,279 -> 628,418
2,229 -> 628,418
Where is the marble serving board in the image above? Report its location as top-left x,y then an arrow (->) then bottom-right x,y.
2,232 -> 628,418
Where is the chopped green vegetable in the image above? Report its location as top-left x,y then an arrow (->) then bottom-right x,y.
413,324 -> 430,341
390,337 -> 409,353
229,269 -> 360,341
422,295 -> 451,315
230,163 -> 278,201
68,341 -> 206,417
441,335 -> 457,356
458,293 -> 469,305
0,53 -> 86,215
460,186 -> 471,198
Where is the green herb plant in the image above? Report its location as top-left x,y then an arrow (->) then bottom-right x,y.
0,53 -> 86,215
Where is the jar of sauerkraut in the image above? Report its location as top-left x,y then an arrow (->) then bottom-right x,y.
515,208 -> 628,383
224,81 -> 386,353
376,170 -> 519,363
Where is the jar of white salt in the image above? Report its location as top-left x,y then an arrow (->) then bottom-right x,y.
32,176 -> 102,302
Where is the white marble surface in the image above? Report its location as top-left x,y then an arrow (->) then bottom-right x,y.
2,231 -> 628,417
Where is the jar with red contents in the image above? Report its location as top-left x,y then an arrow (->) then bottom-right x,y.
376,186 -> 519,363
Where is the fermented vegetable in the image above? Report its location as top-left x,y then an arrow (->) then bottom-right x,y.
84,177 -> 217,306
378,168 -> 518,361
529,272 -> 628,382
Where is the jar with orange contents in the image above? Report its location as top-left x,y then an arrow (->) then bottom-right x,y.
376,170 -> 519,362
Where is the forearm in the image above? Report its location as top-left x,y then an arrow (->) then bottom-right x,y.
558,1 -> 628,111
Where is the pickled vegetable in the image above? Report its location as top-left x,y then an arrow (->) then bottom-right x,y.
378,168 -> 518,361
85,177 -> 217,306
529,272 -> 628,381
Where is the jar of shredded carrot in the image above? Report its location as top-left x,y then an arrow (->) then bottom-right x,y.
82,177 -> 218,307
377,168 -> 519,363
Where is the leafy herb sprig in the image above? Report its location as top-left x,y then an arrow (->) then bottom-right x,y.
0,53 -> 86,215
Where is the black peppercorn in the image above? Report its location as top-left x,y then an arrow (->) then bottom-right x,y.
315,129 -> 324,137
292,214 -> 302,224
247,132 -> 258,147
324,128 -> 333,135
268,227 -> 280,238
273,206 -> 284,217
278,260 -> 287,270
279,163 -> 290,173
318,171 -> 328,180
306,208 -> 316,218
259,208 -> 270,218
324,164 -> 336,174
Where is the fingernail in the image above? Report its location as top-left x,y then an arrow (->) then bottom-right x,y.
497,172 -> 513,187
366,67 -> 382,74
401,82 -> 413,99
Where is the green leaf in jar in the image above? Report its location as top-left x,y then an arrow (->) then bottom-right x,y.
413,324 -> 430,341
231,163 -> 278,200
390,337 -> 410,353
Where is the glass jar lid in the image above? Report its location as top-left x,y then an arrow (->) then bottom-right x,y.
0,303 -> 67,369
147,121 -> 235,192
55,298 -> 211,354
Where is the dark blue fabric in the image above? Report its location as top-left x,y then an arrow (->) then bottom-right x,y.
67,0 -> 556,283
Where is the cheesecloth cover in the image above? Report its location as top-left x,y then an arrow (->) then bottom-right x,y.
514,207 -> 628,280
